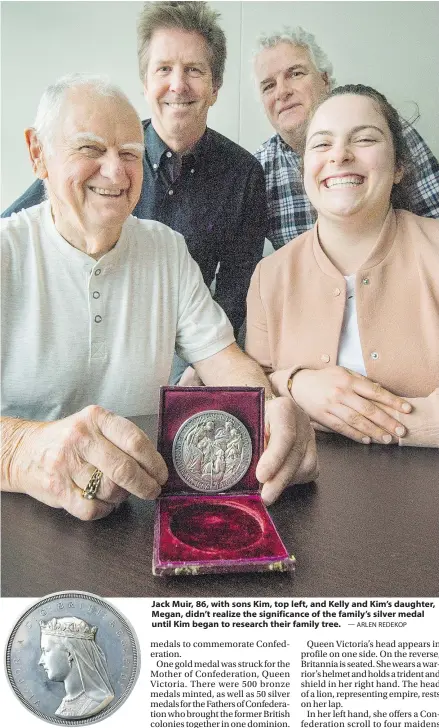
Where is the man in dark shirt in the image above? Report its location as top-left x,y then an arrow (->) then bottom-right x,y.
2,2 -> 267,377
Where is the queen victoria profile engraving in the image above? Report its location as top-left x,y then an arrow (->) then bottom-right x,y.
38,617 -> 114,718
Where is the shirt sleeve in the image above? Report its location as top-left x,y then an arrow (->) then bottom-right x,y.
245,261 -> 272,372
403,123 -> 439,218
175,240 -> 235,364
1,179 -> 46,218
245,259 -> 303,398
213,160 -> 267,336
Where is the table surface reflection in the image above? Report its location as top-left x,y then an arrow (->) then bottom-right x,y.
2,415 -> 438,597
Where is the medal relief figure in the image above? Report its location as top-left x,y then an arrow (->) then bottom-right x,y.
182,418 -> 243,485
39,617 -> 114,718
224,428 -> 243,473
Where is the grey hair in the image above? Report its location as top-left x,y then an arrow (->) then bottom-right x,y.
33,73 -> 141,153
137,2 -> 227,88
254,26 -> 336,89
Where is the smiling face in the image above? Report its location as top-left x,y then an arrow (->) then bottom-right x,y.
29,87 -> 144,246
255,42 -> 329,149
39,636 -> 71,682
143,28 -> 218,151
303,93 -> 403,222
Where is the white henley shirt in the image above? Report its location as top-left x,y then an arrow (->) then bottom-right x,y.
1,202 -> 234,420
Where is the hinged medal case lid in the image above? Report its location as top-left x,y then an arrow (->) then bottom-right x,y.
153,387 -> 295,576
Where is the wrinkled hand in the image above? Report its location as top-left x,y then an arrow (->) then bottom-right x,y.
291,366 -> 412,444
178,366 -> 203,387
9,405 -> 168,520
256,397 -> 318,505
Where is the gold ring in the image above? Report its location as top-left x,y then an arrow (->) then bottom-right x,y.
82,468 -> 103,500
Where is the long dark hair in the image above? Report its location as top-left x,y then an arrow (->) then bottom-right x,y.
319,84 -> 414,211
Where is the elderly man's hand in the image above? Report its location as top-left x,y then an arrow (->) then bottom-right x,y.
256,397 -> 318,505
5,405 -> 168,520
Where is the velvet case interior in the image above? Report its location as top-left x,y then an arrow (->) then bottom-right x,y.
153,387 -> 295,576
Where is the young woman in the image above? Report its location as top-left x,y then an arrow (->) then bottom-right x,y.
246,85 -> 439,446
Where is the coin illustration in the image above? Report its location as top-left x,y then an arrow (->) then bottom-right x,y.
5,591 -> 140,725
172,410 -> 253,492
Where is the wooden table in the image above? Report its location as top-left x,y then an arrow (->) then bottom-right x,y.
2,416 -> 438,597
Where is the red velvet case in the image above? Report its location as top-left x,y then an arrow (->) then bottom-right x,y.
153,387 -> 296,576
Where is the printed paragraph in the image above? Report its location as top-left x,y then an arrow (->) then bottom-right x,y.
149,642 -> 291,728
301,638 -> 439,726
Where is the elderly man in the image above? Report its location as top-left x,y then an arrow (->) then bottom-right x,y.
253,27 -> 439,249
1,75 -> 317,521
2,2 -> 266,354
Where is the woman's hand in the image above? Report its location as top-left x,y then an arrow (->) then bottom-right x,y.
1,406 -> 168,520
381,388 -> 439,447
290,366 -> 412,444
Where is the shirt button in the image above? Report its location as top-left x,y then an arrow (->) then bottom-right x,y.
321,354 -> 330,363
362,277 -> 370,285
93,291 -> 100,299
153,163 -> 158,169
190,168 -> 195,174
370,351 -> 379,360
168,189 -> 174,196
166,151 -> 172,158
95,269 -> 101,276
95,315 -> 102,323
333,287 -> 341,296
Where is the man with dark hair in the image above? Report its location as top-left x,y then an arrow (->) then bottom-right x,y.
253,27 -> 439,250
2,2 -> 267,382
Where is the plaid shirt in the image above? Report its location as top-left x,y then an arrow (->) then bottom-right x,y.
255,122 -> 439,249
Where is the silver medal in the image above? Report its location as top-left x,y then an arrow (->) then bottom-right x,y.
5,591 -> 140,725
172,410 -> 253,492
